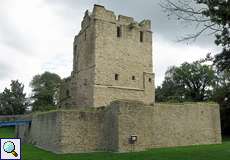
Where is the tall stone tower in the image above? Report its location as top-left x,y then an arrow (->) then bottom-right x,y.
59,4 -> 155,108
17,5 -> 221,154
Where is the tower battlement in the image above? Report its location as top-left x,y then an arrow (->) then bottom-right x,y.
81,5 -> 151,32
59,5 -> 155,108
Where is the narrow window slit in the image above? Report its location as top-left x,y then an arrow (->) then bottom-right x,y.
140,31 -> 143,42
117,26 -> 121,37
115,74 -> 119,80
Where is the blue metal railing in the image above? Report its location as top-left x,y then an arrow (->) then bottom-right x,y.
0,120 -> 32,127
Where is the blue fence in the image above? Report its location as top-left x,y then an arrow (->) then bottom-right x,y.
0,120 -> 32,127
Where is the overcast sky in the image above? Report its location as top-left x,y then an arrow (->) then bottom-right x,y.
0,0 -> 219,95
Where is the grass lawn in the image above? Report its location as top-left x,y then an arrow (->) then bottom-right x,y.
1,127 -> 230,160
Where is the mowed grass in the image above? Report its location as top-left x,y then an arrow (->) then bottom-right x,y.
1,127 -> 230,160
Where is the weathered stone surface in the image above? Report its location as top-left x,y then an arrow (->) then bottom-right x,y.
59,4 -> 155,108
115,102 -> 222,152
16,4 -> 222,154
16,101 -> 222,153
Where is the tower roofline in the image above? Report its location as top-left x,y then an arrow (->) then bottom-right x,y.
80,4 -> 151,31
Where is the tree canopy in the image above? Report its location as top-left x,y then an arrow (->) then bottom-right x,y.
212,70 -> 230,134
156,61 -> 215,102
156,60 -> 230,135
0,80 -> 27,115
30,72 -> 61,111
161,0 -> 230,71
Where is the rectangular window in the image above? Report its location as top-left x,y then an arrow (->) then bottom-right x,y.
140,31 -> 143,42
117,26 -> 121,37
84,31 -> 87,40
115,74 -> 119,80
132,76 -> 135,80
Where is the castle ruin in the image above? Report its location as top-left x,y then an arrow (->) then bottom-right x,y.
59,4 -> 154,108
17,5 -> 222,153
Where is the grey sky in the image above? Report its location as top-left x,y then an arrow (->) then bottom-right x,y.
0,0 -> 218,94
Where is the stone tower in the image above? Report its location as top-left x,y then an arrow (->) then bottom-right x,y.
59,4 -> 155,108
17,5 -> 221,154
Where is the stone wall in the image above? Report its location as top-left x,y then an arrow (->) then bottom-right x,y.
59,4 -> 155,108
58,78 -> 71,107
17,100 -> 221,153
16,109 -> 109,153
14,115 -> 32,143
113,101 -> 221,152
151,103 -> 221,148
71,10 -> 96,108
92,5 -> 154,107
59,110 -> 106,153
23,111 -> 63,153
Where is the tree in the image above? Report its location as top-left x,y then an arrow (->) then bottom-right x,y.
161,0 -> 230,71
212,70 -> 230,135
156,61 -> 215,102
0,80 -> 27,115
30,72 -> 61,111
156,67 -> 186,102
